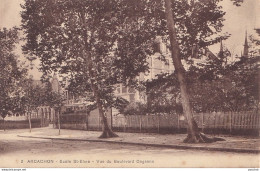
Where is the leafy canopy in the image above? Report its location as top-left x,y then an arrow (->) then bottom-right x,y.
0,27 -> 27,118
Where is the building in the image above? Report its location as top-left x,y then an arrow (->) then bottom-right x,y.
114,37 -> 174,103
61,32 -> 251,109
243,31 -> 249,57
114,31 -> 252,104
33,74 -> 66,123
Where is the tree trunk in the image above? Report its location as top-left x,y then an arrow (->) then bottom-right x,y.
3,118 -> 5,131
89,81 -> 117,138
53,108 -> 55,128
41,109 -> 43,127
58,109 -> 61,135
28,112 -> 32,133
164,0 -> 223,143
85,52 -> 118,138
110,108 -> 113,130
79,13 -> 118,138
86,112 -> 89,131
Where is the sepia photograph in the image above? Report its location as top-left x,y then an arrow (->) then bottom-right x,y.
0,0 -> 259,169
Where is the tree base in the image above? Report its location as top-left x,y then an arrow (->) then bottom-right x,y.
183,132 -> 225,143
99,129 -> 119,138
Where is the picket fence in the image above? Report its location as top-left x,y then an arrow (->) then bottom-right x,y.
60,111 -> 260,134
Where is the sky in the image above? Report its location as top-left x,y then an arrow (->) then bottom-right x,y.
0,0 -> 259,80
210,0 -> 260,55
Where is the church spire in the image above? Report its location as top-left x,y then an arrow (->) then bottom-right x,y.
220,39 -> 223,52
243,31 -> 249,57
53,72 -> 58,79
218,38 -> 224,58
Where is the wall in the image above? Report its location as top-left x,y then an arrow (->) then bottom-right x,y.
0,118 -> 49,130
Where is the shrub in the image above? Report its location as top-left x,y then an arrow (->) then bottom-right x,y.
121,102 -> 147,115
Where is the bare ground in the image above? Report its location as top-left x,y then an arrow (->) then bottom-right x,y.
0,127 -> 259,168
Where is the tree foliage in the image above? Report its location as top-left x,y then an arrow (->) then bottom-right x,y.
22,0 -> 152,100
145,52 -> 258,114
0,27 -> 27,119
21,0 -> 254,140
21,0 -> 160,137
21,0 -> 228,107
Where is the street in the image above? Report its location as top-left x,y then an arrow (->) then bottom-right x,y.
0,128 -> 259,168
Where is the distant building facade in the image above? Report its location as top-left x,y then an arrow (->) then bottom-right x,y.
114,37 -> 174,103
60,32 -> 252,107
35,74 -> 65,123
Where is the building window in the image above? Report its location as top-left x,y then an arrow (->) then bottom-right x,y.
116,84 -> 121,94
128,87 -> 136,93
165,59 -> 169,66
153,41 -> 161,53
130,94 -> 135,102
122,86 -> 127,93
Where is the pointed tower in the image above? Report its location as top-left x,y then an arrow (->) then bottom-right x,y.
51,73 -> 60,93
243,31 -> 249,57
220,39 -> 224,52
218,39 -> 224,59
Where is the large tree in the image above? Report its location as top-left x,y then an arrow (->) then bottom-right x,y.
119,1 -> 228,143
19,78 -> 47,132
43,81 -> 66,135
21,0 -> 241,142
21,0 -> 158,138
0,27 -> 27,130
163,0 -> 227,143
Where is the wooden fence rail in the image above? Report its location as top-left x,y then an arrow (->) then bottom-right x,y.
60,112 -> 260,134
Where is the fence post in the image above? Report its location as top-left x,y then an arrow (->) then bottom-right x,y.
86,113 -> 88,131
247,112 -> 250,129
147,115 -> 149,132
258,115 -> 260,137
157,115 -> 160,133
229,112 -> 232,133
241,113 -> 244,129
250,113 -> 252,129
177,114 -> 180,132
40,109 -> 42,127
2,117 -> 7,131
201,113 -> 204,132
98,115 -> 101,131
53,109 -> 55,128
213,113 -> 217,136
110,108 -> 113,130
139,115 -> 142,133
49,108 -> 51,123
253,113 -> 256,129
129,115 -> 131,131
28,112 -> 32,132
124,115 -> 126,132
58,109 -> 61,135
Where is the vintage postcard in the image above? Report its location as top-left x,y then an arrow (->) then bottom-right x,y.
0,0 -> 259,169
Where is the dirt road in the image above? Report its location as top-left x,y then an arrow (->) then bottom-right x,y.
0,128 -> 259,168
